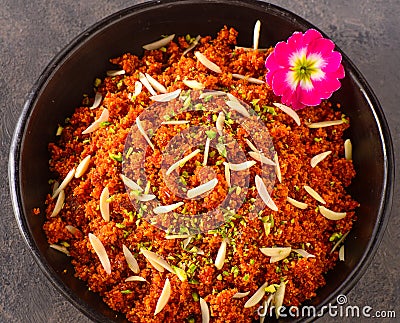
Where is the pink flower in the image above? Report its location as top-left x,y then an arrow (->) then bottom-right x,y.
265,29 -> 345,110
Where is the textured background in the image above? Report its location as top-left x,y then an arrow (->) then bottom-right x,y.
1,0 -> 399,322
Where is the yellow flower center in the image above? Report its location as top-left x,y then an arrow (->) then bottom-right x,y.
287,50 -> 325,91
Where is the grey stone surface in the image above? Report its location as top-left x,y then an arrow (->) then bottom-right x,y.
0,0 -> 398,322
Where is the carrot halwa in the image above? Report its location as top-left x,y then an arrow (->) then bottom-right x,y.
43,26 -> 358,322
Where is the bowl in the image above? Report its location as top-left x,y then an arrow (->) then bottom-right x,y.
9,0 -> 394,322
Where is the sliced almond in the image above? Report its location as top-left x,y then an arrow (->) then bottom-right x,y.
194,51 -> 222,73
153,202 -> 184,214
52,181 -> 59,196
307,120 -> 344,128
227,93 -> 240,103
310,151 -> 332,168
199,90 -> 226,99
162,120 -> 189,125
140,248 -> 174,273
232,291 -> 251,299
106,69 -> 125,77
146,257 -> 165,272
286,196 -> 308,210
344,139 -> 352,160
227,161 -> 256,171
235,46 -> 269,52
150,89 -> 181,102
248,151 -> 275,166
125,276 -> 147,283
245,138 -> 259,153
136,116 -> 155,150
187,178 -> 218,199
183,79 -> 205,90
50,189 -> 65,217
225,100 -> 251,118
274,153 -> 282,183
165,234 -> 192,240
293,248 -> 315,258
123,245 -> 140,274
231,73 -> 265,84
166,149 -> 200,176
138,72 -> 157,96
304,185 -> 326,204
90,92 -> 102,109
339,245 -> 345,261
75,155 -> 91,178
154,278 -> 171,315
244,282 -> 268,308
134,81 -> 142,97
200,297 -> 210,323
273,103 -> 301,126
120,174 -> 143,191
143,34 -> 175,50
253,20 -> 261,50
214,238 -> 228,270
82,108 -> 109,135
260,247 -> 291,263
88,233 -> 111,274
145,73 -> 167,93
65,225 -> 81,235
49,244 -> 70,256
319,205 -> 346,220
100,186 -> 110,222
132,193 -> 156,202
255,175 -> 278,211
52,168 -> 75,198
203,137 -> 211,166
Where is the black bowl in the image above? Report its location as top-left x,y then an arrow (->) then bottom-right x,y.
8,0 -> 394,322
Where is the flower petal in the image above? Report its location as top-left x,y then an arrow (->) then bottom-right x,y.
322,51 -> 343,72
287,32 -> 305,50
273,70 -> 296,95
273,41 -> 293,67
307,37 -> 335,57
303,29 -> 323,44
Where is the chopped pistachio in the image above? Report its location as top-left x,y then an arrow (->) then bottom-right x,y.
109,152 -> 123,162
56,125 -> 63,136
172,265 -> 188,282
264,284 -> 277,293
231,266 -> 239,277
191,292 -> 199,302
329,232 -> 343,242
94,78 -> 101,87
216,143 -> 227,158
205,130 -> 217,139
99,121 -> 112,127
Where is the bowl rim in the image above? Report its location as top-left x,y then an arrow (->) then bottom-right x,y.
8,0 -> 395,322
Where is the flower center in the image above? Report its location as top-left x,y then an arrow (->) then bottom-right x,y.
291,54 -> 320,84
